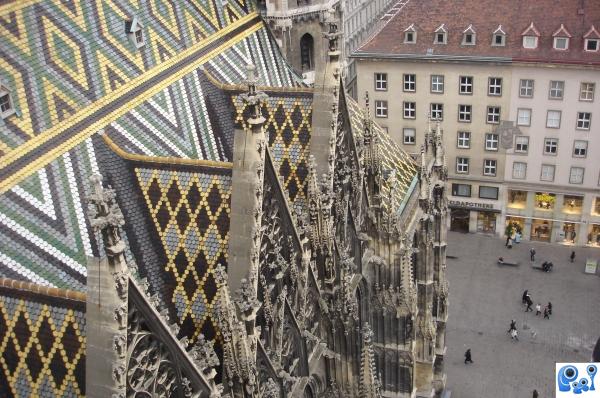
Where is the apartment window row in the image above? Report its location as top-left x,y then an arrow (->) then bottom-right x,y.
519,80 -> 595,102
517,108 -> 592,130
373,75 -> 596,103
397,102 -> 502,123
373,73 -> 510,96
451,183 -> 499,200
455,158 -> 497,176
511,163 -> 586,184
454,132 -> 499,151
402,23 -> 600,52
513,136 -> 588,158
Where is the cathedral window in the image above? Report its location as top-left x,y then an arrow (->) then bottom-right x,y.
300,33 -> 314,71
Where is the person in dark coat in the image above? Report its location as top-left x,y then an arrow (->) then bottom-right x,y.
525,296 -> 533,312
464,348 -> 473,364
547,302 -> 552,315
543,306 -> 550,319
570,251 -> 576,263
533,389 -> 539,398
530,248 -> 536,261
522,290 -> 529,304
507,319 -> 516,333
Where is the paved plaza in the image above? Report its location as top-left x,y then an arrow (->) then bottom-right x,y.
444,231 -> 600,397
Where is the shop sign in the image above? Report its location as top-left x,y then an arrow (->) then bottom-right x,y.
449,200 -> 496,211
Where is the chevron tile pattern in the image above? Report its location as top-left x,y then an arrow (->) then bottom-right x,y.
0,289 -> 86,398
233,93 -> 313,215
346,97 -> 419,214
135,167 -> 231,344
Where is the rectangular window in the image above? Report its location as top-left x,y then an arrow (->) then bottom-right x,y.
483,159 -> 497,176
586,38 -> 599,51
493,33 -> 505,46
544,138 -> 558,155
512,162 -> 527,179
405,31 -> 415,43
580,82 -> 595,101
403,74 -> 416,92
456,157 -> 469,173
459,76 -> 473,94
549,80 -> 564,99
0,93 -> 10,114
431,75 -> 444,93
540,164 -> 555,181
554,37 -> 569,50
452,183 -> 471,197
523,36 -> 538,48
569,167 -> 584,184
375,100 -> 388,118
375,73 -> 387,91
403,128 -> 416,144
435,32 -> 446,44
479,186 -> 499,199
431,103 -> 443,120
517,108 -> 531,126
458,105 -> 472,122
546,110 -> 561,128
515,136 -> 529,153
487,106 -> 500,124
519,79 -> 534,97
485,133 -> 499,151
576,112 -> 591,130
488,77 -> 502,96
573,140 -> 588,157
457,131 -> 471,148
403,101 -> 416,119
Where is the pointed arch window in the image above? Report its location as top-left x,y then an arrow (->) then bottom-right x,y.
300,33 -> 314,71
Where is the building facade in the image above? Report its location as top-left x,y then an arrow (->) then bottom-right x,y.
352,0 -> 600,246
0,1 -> 448,397
258,0 -> 398,91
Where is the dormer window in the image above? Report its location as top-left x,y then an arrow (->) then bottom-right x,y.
521,22 -> 540,49
462,25 -> 476,45
552,24 -> 571,50
404,24 -> 416,44
125,17 -> 145,48
584,25 -> 600,52
434,24 -> 447,44
492,25 -> 506,46
0,85 -> 14,119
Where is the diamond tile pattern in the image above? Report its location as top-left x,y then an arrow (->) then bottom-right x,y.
233,94 -> 313,215
135,167 -> 231,344
346,97 -> 419,214
0,290 -> 85,398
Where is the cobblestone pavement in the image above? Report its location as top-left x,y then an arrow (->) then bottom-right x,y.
444,231 -> 600,398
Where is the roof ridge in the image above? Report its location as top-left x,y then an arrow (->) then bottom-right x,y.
357,0 -> 412,52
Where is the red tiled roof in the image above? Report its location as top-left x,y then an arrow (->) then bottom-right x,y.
355,0 -> 600,65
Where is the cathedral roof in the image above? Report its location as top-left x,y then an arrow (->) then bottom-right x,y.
346,97 -> 418,216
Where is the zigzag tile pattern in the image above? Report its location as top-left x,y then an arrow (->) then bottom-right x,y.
346,96 -> 418,214
233,93 -> 313,215
0,138 -> 100,291
0,0 -> 254,156
206,27 -> 305,87
135,167 -> 231,345
0,288 -> 86,398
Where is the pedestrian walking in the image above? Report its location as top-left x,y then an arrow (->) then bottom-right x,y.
530,248 -> 536,261
522,290 -> 528,304
572,231 -> 577,243
464,348 -> 473,364
507,238 -> 513,249
507,319 -> 516,333
533,389 -> 539,398
535,303 -> 541,316
547,302 -> 552,315
525,296 -> 533,312
510,328 -> 519,341
570,251 -> 576,263
543,306 -> 550,319
505,236 -> 510,247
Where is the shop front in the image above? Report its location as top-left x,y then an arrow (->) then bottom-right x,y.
588,224 -> 600,247
531,219 -> 552,242
448,199 -> 501,235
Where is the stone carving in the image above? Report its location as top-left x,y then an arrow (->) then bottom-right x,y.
113,334 -> 126,358
87,174 -> 125,257
112,364 -> 126,386
114,303 -> 127,329
113,271 -> 128,300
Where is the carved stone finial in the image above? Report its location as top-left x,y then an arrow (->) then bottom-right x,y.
235,278 -> 260,320
238,64 -> 268,126
87,173 -> 125,257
